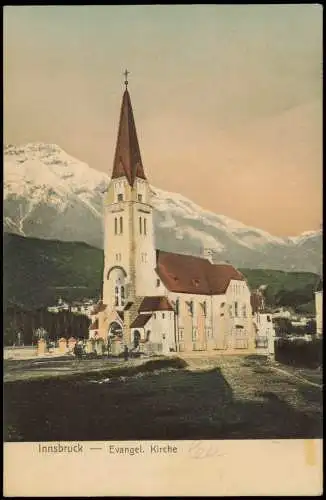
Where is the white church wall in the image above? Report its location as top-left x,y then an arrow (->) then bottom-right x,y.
131,312 -> 175,353
224,279 -> 254,349
103,196 -> 132,305
167,291 -> 213,350
211,294 -> 228,349
150,310 -> 175,349
133,203 -> 158,297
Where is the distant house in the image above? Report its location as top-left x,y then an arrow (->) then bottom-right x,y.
47,298 -> 97,317
251,293 -> 276,355
47,305 -> 60,314
272,308 -> 292,320
47,297 -> 70,314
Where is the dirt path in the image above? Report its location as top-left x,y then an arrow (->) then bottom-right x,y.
270,365 -> 323,389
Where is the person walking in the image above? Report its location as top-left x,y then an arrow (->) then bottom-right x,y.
123,345 -> 129,362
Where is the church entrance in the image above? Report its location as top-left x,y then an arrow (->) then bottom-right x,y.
133,330 -> 141,349
108,321 -> 123,355
108,321 -> 123,338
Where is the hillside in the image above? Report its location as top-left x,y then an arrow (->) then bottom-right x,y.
3,233 -> 103,309
238,268 -> 318,314
3,233 -> 319,312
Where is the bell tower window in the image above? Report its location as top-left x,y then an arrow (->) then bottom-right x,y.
119,217 -> 123,234
144,218 -> 147,235
139,217 -> 142,234
117,193 -> 123,202
138,194 -> 143,202
114,218 -> 118,235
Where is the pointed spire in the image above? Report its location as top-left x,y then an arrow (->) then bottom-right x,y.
111,74 -> 146,187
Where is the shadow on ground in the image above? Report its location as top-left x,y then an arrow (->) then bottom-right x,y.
4,355 -> 323,442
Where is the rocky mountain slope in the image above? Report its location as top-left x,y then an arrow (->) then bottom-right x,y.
4,143 -> 322,273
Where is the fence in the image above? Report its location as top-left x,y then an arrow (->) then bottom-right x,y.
274,338 -> 322,369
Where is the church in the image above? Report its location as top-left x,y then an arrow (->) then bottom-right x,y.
89,76 -> 256,355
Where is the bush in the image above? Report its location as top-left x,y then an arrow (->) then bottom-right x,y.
275,338 -> 322,369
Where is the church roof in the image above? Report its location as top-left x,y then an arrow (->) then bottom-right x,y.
156,250 -> 244,295
139,296 -> 174,312
130,313 -> 152,328
91,302 -> 107,315
111,89 -> 146,186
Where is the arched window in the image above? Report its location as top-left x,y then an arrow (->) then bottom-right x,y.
114,218 -> 118,235
139,216 -> 142,234
144,218 -> 147,235
115,286 -> 119,306
121,286 -> 125,306
120,216 -> 123,234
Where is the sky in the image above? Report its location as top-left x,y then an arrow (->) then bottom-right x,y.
3,5 -> 323,236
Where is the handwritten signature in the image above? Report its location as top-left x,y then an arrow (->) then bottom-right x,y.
188,440 -> 226,459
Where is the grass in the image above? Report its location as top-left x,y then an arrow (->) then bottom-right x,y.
3,355 -> 187,383
4,355 -> 323,442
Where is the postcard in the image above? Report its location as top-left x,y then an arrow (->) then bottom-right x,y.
3,5 -> 323,497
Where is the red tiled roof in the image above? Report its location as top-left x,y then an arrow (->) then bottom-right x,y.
130,313 -> 152,328
111,89 -> 146,186
139,296 -> 174,312
156,250 -> 244,295
89,319 -> 99,330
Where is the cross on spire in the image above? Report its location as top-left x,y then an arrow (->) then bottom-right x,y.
123,69 -> 129,89
111,74 -> 146,186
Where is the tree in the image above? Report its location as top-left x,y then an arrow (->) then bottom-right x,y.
33,327 -> 48,344
306,319 -> 317,335
273,317 -> 292,337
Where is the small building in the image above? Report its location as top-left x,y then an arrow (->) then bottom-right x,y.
253,313 -> 276,355
130,296 -> 175,355
315,277 -> 323,336
251,290 -> 275,355
272,308 -> 292,320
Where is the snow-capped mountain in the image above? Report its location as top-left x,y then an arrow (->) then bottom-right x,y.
4,143 -> 322,273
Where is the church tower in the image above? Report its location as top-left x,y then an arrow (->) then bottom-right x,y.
102,73 -> 159,343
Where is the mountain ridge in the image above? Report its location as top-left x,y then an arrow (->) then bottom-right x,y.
4,142 -> 322,273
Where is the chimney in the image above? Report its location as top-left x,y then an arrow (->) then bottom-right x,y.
203,248 -> 214,264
